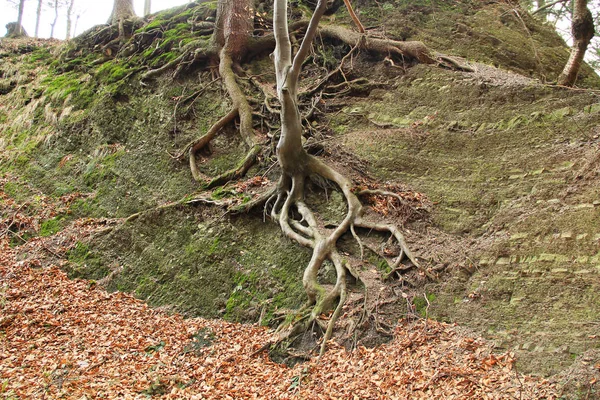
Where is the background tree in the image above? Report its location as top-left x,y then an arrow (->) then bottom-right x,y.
526,0 -> 598,84
558,0 -> 595,85
5,0 -> 27,37
49,0 -> 58,38
65,0 -> 75,39
108,0 -> 136,39
109,0 -> 136,25
144,0 -> 151,17
34,0 -> 42,37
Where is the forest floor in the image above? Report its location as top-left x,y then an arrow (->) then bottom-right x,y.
1,239 -> 560,399
2,2 -> 600,396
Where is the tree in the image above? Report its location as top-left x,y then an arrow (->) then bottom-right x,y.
35,0 -> 42,37
5,0 -> 28,37
65,0 -> 75,39
109,0 -> 136,25
270,0 -> 425,355
557,0 -> 595,86
144,0 -> 151,16
49,0 -> 59,38
16,0 -> 26,36
136,0 -> 458,355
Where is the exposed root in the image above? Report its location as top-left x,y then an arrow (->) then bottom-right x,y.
268,154 -> 427,358
142,46 -> 213,81
319,25 -> 437,65
204,144 -> 261,189
188,108 -> 239,181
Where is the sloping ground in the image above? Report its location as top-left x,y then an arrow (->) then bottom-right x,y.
335,63 -> 600,379
1,0 -> 600,397
0,238 -> 559,399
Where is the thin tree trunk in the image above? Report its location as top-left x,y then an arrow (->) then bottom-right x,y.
144,0 -> 151,16
66,0 -> 75,40
16,0 -> 26,36
50,0 -> 59,39
73,13 -> 81,37
557,0 -> 595,86
35,0 -> 42,37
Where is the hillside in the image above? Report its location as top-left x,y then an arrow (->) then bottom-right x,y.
1,0 -> 600,398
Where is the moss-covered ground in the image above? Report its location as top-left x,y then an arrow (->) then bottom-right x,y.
1,0 -> 600,393
334,62 -> 600,376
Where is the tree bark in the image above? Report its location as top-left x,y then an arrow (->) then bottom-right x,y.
109,0 -> 136,25
16,0 -> 26,36
35,0 -> 42,37
212,0 -> 253,61
557,0 -> 595,86
50,0 -> 58,39
66,0 -> 75,40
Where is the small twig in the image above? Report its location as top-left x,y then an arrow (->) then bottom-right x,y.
342,0 -> 365,33
532,0 -> 568,15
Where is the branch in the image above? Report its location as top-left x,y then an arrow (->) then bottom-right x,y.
532,0 -> 568,15
289,0 -> 329,86
343,0 -> 365,33
273,0 -> 292,87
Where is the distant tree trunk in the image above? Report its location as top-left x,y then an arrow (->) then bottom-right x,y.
557,0 -> 595,86
73,13 -> 80,37
16,0 -> 26,36
109,0 -> 136,25
35,0 -> 42,37
144,0 -> 151,16
66,0 -> 75,39
50,0 -> 59,38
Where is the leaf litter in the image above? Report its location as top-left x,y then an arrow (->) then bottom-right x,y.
0,178 -> 560,399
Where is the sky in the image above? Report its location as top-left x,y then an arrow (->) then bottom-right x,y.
1,0 -> 191,39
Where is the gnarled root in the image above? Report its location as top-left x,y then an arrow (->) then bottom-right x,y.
269,155 -> 425,358
183,48 -> 263,185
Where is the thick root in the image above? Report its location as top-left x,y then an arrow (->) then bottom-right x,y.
204,144 -> 261,189
268,154 -> 427,357
189,108 -> 239,181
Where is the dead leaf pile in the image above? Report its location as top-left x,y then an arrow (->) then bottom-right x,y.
0,235 -> 560,399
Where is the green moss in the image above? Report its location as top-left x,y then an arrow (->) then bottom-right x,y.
42,71 -> 83,103
66,242 -> 108,280
413,293 -> 437,317
96,61 -> 130,84
39,217 -> 63,237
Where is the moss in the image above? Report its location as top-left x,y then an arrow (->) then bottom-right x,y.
96,61 -> 131,84
41,72 -> 83,103
413,293 -> 437,317
66,242 -> 108,280
64,207 -> 309,321
39,217 -> 64,237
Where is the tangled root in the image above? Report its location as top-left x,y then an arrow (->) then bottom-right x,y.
267,154 -> 425,357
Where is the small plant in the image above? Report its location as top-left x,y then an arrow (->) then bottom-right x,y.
39,217 -> 63,237
182,328 -> 215,354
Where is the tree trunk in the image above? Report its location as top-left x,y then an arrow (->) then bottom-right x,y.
35,0 -> 42,37
212,0 -> 253,61
66,0 -> 75,40
50,0 -> 58,39
16,0 -> 26,36
557,0 -> 595,86
144,0 -> 151,16
73,13 -> 80,37
109,0 -> 136,25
